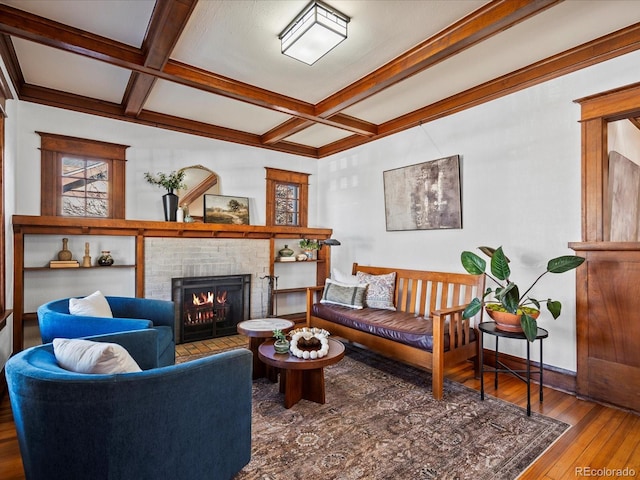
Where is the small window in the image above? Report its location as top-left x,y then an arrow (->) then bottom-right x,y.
39,133 -> 128,218
275,182 -> 300,225
61,155 -> 110,217
265,168 -> 309,227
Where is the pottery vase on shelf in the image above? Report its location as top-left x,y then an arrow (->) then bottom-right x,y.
57,238 -> 72,261
163,191 -> 179,221
279,245 -> 294,257
82,242 -> 91,268
97,251 -> 114,267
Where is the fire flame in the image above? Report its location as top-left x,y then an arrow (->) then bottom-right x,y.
216,291 -> 227,305
191,290 -> 227,306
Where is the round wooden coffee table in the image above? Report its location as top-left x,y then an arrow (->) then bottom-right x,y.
258,338 -> 345,409
237,318 -> 295,379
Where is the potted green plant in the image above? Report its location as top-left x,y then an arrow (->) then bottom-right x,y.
144,170 -> 187,221
460,246 -> 585,342
299,239 -> 319,260
272,329 -> 290,354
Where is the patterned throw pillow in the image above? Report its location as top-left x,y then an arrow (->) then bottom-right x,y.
356,271 -> 397,311
320,279 -> 367,309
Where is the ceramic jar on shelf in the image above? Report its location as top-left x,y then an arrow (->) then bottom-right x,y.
97,251 -> 114,266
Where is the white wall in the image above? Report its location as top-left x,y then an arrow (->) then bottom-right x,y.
317,49 -> 640,372
13,103 -> 320,225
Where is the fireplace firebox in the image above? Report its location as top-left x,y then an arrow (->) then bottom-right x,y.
172,274 -> 251,344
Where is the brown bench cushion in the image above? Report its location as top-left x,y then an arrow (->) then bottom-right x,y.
311,303 -> 476,352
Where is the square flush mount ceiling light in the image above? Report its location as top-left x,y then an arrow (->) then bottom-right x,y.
279,0 -> 350,65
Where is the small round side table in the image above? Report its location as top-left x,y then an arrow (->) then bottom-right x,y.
237,318 -> 295,380
478,321 -> 549,416
258,338 -> 345,409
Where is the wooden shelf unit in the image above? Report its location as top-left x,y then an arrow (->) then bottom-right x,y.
269,240 -> 332,324
13,215 -> 333,351
24,265 -> 135,271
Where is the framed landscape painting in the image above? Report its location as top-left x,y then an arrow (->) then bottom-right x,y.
383,155 -> 462,231
204,194 -> 250,225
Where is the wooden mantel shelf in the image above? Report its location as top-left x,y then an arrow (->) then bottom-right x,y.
12,215 -> 335,353
12,215 -> 333,239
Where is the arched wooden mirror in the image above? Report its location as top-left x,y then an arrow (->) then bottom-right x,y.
176,165 -> 220,221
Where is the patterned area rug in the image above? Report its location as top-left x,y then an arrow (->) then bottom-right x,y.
184,345 -> 569,479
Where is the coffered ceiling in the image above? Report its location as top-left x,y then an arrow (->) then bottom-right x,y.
0,0 -> 639,158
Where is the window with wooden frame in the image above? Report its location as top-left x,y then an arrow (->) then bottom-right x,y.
38,133 -> 128,218
265,167 -> 309,227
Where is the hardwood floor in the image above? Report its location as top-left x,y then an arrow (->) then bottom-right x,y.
1,336 -> 638,479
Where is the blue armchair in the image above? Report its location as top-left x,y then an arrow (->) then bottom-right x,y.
37,296 -> 176,366
5,330 -> 253,480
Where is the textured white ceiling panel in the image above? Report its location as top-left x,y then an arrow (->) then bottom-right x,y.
171,0 -> 487,103
12,38 -> 130,103
145,79 -> 292,135
0,0 -> 155,47
343,0 -> 640,124
285,122 -> 354,148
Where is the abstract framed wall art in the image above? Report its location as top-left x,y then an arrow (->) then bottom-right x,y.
203,194 -> 250,225
383,155 -> 462,231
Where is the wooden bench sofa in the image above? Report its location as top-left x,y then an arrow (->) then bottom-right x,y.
306,263 -> 485,400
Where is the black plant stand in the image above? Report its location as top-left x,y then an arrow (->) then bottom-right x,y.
478,321 -> 548,416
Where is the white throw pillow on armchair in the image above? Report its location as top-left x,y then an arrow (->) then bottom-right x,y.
53,338 -> 141,374
68,290 -> 113,318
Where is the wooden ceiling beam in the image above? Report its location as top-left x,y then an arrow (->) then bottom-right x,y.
318,23 -> 640,158
0,4 -> 314,121
123,0 -> 198,117
0,4 -> 143,67
18,83 -> 319,158
261,118 -> 311,145
0,33 -> 23,90
0,3 -> 376,138
260,113 -> 376,145
317,0 -> 561,118
263,0 -> 560,144
329,114 -> 377,136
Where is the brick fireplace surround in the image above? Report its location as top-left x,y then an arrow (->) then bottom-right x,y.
145,238 -> 270,320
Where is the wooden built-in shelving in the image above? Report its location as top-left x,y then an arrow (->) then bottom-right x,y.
13,215 -> 334,352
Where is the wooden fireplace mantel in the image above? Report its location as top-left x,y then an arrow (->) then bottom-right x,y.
12,215 -> 334,351
12,215 -> 333,239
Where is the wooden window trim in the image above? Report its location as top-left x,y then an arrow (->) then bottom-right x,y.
574,82 -> 640,241
265,167 -> 309,227
37,132 -> 128,219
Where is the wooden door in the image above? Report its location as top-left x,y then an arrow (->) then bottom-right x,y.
572,244 -> 640,411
